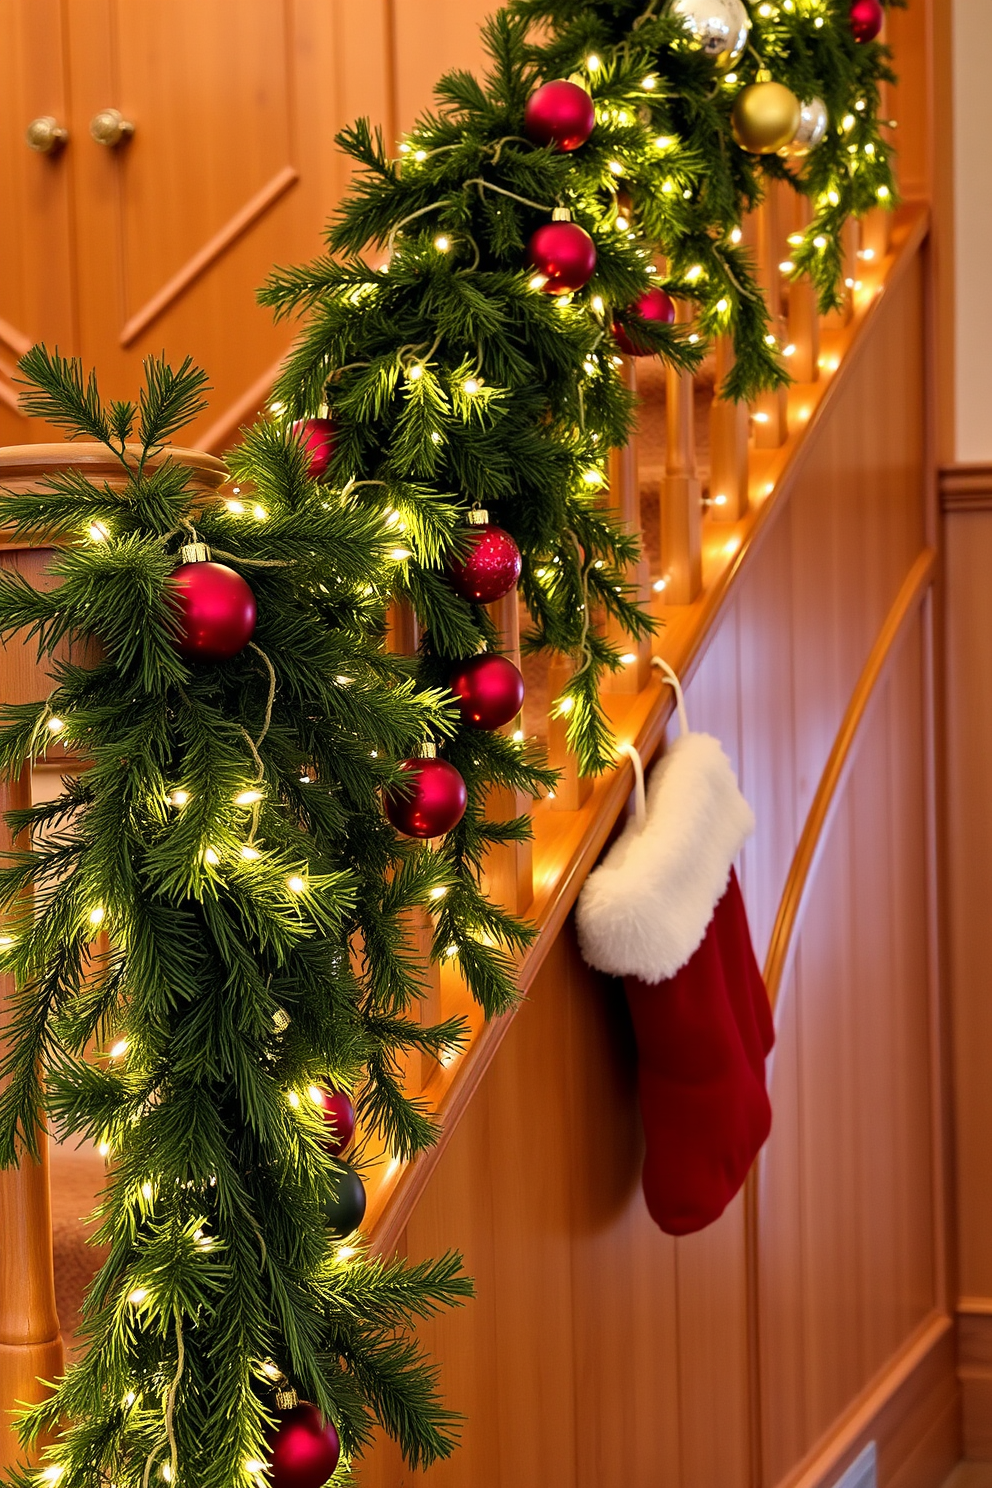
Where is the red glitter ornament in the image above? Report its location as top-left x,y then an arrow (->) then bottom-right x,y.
267,1401 -> 340,1488
311,1087 -> 356,1156
613,286 -> 677,356
384,752 -> 468,839
448,512 -> 522,604
527,210 -> 597,294
450,653 -> 525,731
524,79 -> 596,151
291,416 -> 336,479
850,0 -> 883,41
168,545 -> 257,662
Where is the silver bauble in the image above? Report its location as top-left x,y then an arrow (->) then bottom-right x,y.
669,0 -> 750,71
780,97 -> 828,158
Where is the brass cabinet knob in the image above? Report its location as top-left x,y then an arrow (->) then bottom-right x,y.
25,116 -> 69,154
89,108 -> 135,147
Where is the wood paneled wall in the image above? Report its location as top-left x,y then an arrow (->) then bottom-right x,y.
942,470 -> 992,1459
358,240 -> 956,1488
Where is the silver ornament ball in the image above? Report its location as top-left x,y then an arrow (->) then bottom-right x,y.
780,97 -> 828,158
669,0 -> 750,71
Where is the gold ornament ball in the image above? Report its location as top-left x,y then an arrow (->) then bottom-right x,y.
731,78 -> 802,155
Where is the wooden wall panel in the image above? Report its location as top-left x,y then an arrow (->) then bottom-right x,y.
390,0 -> 493,135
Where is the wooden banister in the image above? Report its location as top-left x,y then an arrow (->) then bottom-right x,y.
0,768 -> 63,1475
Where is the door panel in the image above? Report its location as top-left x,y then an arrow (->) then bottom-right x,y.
0,0 -> 75,440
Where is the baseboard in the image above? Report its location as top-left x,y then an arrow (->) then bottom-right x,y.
940,465 -> 992,512
770,1313 -> 959,1488
957,1306 -> 992,1459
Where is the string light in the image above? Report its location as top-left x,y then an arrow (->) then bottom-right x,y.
586,53 -> 600,70
642,75 -> 657,89
620,653 -> 637,665
287,1091 -> 301,1108
241,846 -> 261,861
876,185 -> 890,200
89,906 -> 106,927
730,227 -> 742,244
253,504 -> 267,520
463,378 -> 481,395
429,886 -> 448,900
170,789 -> 190,807
715,298 -> 729,313
685,264 -> 704,282
128,1288 -> 149,1305
608,160 -> 624,176
46,716 -> 65,734
434,235 -> 451,251
0,935 -> 14,948
558,697 -> 574,715
336,1244 -> 357,1262
287,874 -> 306,894
407,363 -> 423,380
88,521 -> 109,542
778,260 -> 795,274
234,789 -> 263,806
141,1182 -> 153,1200
110,1038 -> 128,1057
389,546 -> 412,561
204,847 -> 220,867
813,235 -> 827,249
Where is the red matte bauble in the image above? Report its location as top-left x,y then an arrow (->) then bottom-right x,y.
450,654 -> 525,730
850,0 -> 883,41
384,757 -> 468,839
613,286 -> 677,356
448,524 -> 522,604
524,79 -> 596,151
268,1402 -> 340,1488
168,562 -> 257,661
291,417 -> 336,479
528,221 -> 597,294
312,1087 -> 356,1156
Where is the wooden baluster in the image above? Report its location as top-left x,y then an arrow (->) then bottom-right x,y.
0,766 -> 64,1474
483,593 -> 533,913
605,359 -> 652,690
708,336 -> 749,522
860,32 -> 891,266
786,197 -> 821,384
748,186 -> 789,447
661,299 -> 702,603
384,599 -> 440,1094
823,217 -> 861,329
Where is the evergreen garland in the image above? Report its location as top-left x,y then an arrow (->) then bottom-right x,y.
0,1 -> 899,1484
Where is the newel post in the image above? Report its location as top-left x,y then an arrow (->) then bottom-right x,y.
0,767 -> 64,1474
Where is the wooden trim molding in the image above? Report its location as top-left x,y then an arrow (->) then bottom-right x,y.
940,463 -> 992,511
763,546 -> 937,1006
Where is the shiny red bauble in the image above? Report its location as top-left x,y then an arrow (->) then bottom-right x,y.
450,653 -> 525,730
613,286 -> 677,356
524,79 -> 596,151
448,524 -> 522,604
311,1087 -> 355,1156
291,416 -> 336,480
384,757 -> 468,839
850,0 -> 883,42
527,220 -> 597,294
268,1402 -> 340,1488
168,561 -> 257,661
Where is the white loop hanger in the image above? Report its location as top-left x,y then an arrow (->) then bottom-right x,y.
615,658 -> 689,831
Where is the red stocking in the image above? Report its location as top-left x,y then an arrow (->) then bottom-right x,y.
623,869 -> 773,1235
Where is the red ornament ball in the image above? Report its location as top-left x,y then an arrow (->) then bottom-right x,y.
168,561 -> 257,662
291,416 -> 336,479
528,219 -> 597,294
613,286 -> 677,356
524,79 -> 596,152
384,757 -> 468,839
311,1087 -> 355,1156
450,653 -> 525,730
448,523 -> 522,604
850,0 -> 883,41
268,1402 -> 340,1488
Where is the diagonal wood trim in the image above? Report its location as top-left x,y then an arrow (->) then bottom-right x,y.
198,353 -> 289,454
762,546 -> 936,1007
940,462 -> 992,511
119,165 -> 299,348
0,318 -> 31,360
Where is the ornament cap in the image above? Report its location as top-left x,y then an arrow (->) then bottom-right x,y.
417,741 -> 438,759
551,206 -> 573,223
272,1008 -> 291,1033
179,541 -> 211,564
466,508 -> 490,526
275,1387 -> 299,1411
755,67 -> 772,82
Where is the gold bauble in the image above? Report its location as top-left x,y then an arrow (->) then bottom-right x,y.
731,78 -> 802,155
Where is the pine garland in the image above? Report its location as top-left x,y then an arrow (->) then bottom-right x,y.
0,2 -> 899,1484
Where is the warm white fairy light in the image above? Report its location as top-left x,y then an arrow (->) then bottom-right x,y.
512,729 -> 524,742
615,215 -> 629,231
608,160 -> 624,176
586,53 -> 600,70
128,1288 -> 148,1305
715,297 -> 729,313
434,235 -> 450,252
778,259 -> 795,274
430,886 -> 448,900
414,149 -> 428,162
46,716 -> 65,734
0,935 -> 14,948
642,75 -> 656,89
730,226 -> 742,244
287,874 -> 306,894
98,1141 -> 111,1157
407,363 -> 423,380
654,135 -> 674,151
620,653 -> 637,665
88,521 -> 110,542
241,845 -> 261,861
336,1244 -> 357,1262
253,504 -> 267,520
110,1038 -> 128,1058
141,1182 -> 153,1200
204,847 -> 220,867
234,789 -> 263,806
783,343 -> 796,356
764,334 -> 777,346
813,235 -> 827,249
685,264 -> 703,282
226,499 -> 245,514
558,696 -> 574,715
287,1091 -> 301,1108
389,546 -> 412,561
463,378 -> 481,395
529,273 -> 548,290
170,789 -> 190,807
876,185 -> 890,200
89,906 -> 106,927
753,411 -> 770,424
713,494 -> 728,507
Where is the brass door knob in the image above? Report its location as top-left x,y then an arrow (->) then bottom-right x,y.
89,108 -> 135,146
25,116 -> 69,154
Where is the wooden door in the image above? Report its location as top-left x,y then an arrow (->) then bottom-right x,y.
1,0 -> 395,453
0,0 -> 76,443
